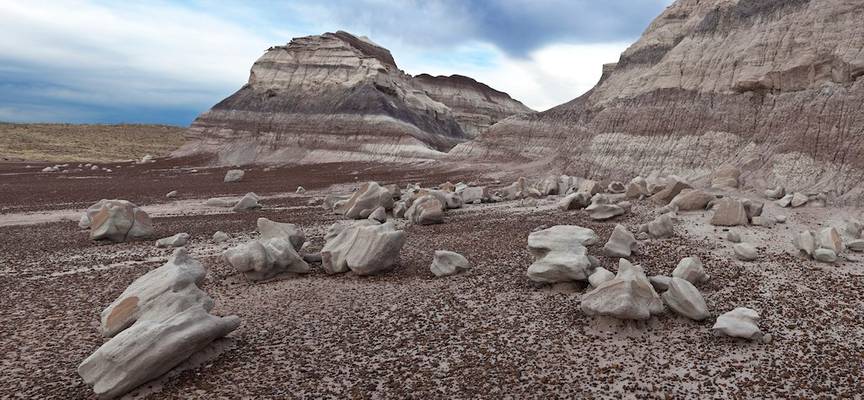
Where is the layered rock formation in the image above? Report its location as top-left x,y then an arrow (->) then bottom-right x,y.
454,0 -> 864,202
180,31 -> 529,165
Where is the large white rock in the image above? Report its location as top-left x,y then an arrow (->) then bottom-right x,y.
405,195 -> 444,225
79,305 -> 240,399
580,259 -> 664,320
710,197 -> 749,226
712,307 -> 763,341
662,278 -> 709,321
430,250 -> 471,277
588,267 -> 615,288
223,238 -> 310,281
672,257 -> 709,284
321,221 -> 406,275
334,182 -> 395,219
257,217 -> 305,251
603,224 -> 637,258
526,225 -> 598,283
88,200 -> 154,242
223,169 -> 244,183
155,233 -> 189,248
99,249 -> 210,338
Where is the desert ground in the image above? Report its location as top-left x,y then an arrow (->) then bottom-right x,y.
1,151 -> 862,399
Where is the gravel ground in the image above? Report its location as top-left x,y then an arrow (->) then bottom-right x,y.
0,159 -> 862,399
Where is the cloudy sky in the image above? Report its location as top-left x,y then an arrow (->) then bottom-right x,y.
0,0 -> 672,126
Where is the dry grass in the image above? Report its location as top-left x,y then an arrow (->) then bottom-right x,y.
0,123 -> 187,162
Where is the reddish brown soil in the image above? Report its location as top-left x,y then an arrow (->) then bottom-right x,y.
1,159 -> 862,399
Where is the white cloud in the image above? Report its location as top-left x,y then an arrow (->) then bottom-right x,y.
397,42 -> 630,111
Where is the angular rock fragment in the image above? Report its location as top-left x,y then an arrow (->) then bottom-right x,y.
648,275 -> 671,292
791,192 -> 809,208
223,169 -> 244,183
585,195 -> 625,220
558,192 -> 592,211
816,227 -> 844,254
458,186 -> 485,204
670,189 -> 714,211
580,259 -> 664,320
764,186 -> 785,199
607,181 -> 625,194
672,257 -> 709,284
578,180 -> 602,196
644,214 -> 674,239
321,221 -> 406,275
712,308 -> 763,341
212,231 -> 230,243
662,278 -> 709,321
710,165 -> 740,189
205,197 -> 235,208
223,238 -> 309,281
296,186 -> 306,194
650,179 -> 691,205
430,250 -> 471,277
392,201 -> 407,218
603,224 -> 638,258
232,192 -> 261,211
165,190 -> 178,198
625,176 -> 649,199
793,231 -> 816,257
502,177 -> 530,200
156,233 -> 189,248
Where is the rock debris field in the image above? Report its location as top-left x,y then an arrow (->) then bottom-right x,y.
1,158 -> 862,399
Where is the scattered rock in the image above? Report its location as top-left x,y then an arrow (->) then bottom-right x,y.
648,275 -> 671,292
727,231 -> 741,243
733,243 -> 758,261
212,231 -> 229,243
88,200 -> 154,242
710,165 -> 740,189
392,201 -> 407,218
710,197 -> 749,226
712,308 -> 763,341
165,190 -> 178,198
558,192 -> 591,211
232,192 -> 261,211
257,218 -> 305,251
670,189 -> 714,211
813,248 -> 838,263
816,227 -> 844,254
296,186 -> 306,194
764,186 -> 785,199
793,231 -> 816,257
206,198 -> 235,208
223,169 -> 244,183
742,199 -> 764,222
662,278 -> 710,321
844,220 -> 862,238
603,224 -> 638,258
607,181 -> 625,194
430,250 -> 471,277
775,214 -> 787,223
846,239 -> 864,252
368,206 -> 387,223
405,195 -> 444,225
580,259 -> 664,320
156,233 -> 190,248
625,177 -> 649,199
502,177 -> 530,200
438,182 -> 456,192
459,186 -> 485,204
223,237 -> 310,281
645,214 -> 674,239
672,257 -> 709,284
578,180 -> 603,195
775,194 -> 794,208
585,200 -> 625,221
321,221 -> 406,275
526,225 -> 598,283
588,267 -> 614,288
334,182 -> 394,219
791,192 -> 809,208
650,179 -> 691,205
751,216 -> 775,227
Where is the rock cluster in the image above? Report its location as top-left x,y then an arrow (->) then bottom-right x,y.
78,249 -> 240,399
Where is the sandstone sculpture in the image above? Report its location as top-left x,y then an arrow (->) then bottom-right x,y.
580,259 -> 664,320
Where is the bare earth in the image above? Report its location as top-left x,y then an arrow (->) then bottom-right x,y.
0,123 -> 186,163
0,157 -> 862,399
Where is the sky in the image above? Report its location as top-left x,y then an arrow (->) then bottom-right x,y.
0,0 -> 673,126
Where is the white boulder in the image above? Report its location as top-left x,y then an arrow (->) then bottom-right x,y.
580,259 -> 664,320
430,251 -> 471,277
321,221 -> 406,275
712,307 -> 764,341
334,182 -> 394,219
88,200 -> 154,242
672,257 -> 709,284
223,169 -> 244,183
603,224 -> 637,258
155,233 -> 189,248
662,278 -> 709,321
